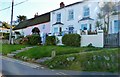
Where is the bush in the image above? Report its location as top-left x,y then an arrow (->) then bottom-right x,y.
20,35 -> 41,45
46,36 -> 56,45
3,33 -> 9,40
62,34 -> 81,47
27,35 -> 41,45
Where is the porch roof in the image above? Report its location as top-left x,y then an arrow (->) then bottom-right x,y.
78,17 -> 94,22
52,22 -> 64,25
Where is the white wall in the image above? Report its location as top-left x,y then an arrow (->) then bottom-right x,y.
81,30 -> 104,47
15,22 -> 50,37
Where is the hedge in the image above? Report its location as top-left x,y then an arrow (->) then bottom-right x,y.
62,34 -> 81,47
46,36 -> 56,45
20,35 -> 41,45
27,35 -> 41,45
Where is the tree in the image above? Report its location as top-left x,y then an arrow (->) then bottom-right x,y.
96,21 -> 102,30
100,2 -> 116,34
32,27 -> 40,35
2,22 -> 15,29
17,15 -> 27,23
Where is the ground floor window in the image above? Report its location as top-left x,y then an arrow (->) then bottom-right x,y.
68,26 -> 74,34
114,20 -> 120,33
54,27 -> 58,33
81,24 -> 87,30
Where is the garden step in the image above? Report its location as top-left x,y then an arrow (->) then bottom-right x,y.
35,57 -> 52,63
7,53 -> 16,58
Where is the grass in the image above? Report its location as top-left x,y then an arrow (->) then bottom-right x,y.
2,44 -> 28,55
43,48 -> 119,72
15,46 -> 102,59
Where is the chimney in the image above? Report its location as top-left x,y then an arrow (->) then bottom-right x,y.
60,2 -> 65,8
34,12 -> 38,17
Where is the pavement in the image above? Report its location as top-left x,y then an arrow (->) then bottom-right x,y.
0,55 -> 119,76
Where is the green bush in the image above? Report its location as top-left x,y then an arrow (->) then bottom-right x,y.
62,34 -> 81,47
20,35 -> 41,45
46,36 -> 56,45
3,33 -> 9,39
27,35 -> 41,45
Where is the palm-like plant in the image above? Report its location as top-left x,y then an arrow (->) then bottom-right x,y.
17,15 -> 27,23
2,22 -> 14,29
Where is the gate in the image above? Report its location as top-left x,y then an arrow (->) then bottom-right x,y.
104,32 -> 120,47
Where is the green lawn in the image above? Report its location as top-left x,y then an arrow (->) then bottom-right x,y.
15,46 -> 102,59
2,44 -> 28,55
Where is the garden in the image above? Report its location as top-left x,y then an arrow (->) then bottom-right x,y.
1,29 -> 119,73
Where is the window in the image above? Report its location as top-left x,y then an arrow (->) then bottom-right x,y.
68,26 -> 74,34
81,24 -> 87,30
83,6 -> 90,17
68,10 -> 74,20
54,27 -> 58,33
42,25 -> 45,29
114,20 -> 120,33
56,13 -> 61,22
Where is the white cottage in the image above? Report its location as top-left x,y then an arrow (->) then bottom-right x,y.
50,0 -> 100,35
50,0 -> 120,47
50,0 -> 120,35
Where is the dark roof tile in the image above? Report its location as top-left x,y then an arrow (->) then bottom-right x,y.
14,12 -> 50,30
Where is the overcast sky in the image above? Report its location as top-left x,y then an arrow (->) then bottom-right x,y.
0,0 -> 119,23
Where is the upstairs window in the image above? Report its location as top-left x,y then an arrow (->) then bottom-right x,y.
68,10 -> 74,20
56,13 -> 61,22
83,6 -> 90,17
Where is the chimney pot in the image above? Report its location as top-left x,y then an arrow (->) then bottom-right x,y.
60,2 -> 65,8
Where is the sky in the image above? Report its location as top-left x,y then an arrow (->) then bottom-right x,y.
0,0 -> 82,23
0,0 -> 119,23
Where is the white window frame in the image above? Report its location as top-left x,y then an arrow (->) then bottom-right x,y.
56,13 -> 61,22
68,9 -> 74,20
83,6 -> 90,17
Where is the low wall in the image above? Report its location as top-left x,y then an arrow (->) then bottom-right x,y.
81,30 -> 104,47
1,39 -> 9,44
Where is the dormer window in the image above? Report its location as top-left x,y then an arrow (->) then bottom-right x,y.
56,13 -> 61,22
83,6 -> 90,17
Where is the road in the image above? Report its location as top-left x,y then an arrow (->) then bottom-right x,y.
0,56 -> 119,77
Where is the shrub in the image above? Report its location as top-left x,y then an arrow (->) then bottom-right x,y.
3,33 -> 9,40
19,37 -> 29,45
46,36 -> 56,45
20,35 -> 41,45
27,35 -> 41,45
62,34 -> 81,47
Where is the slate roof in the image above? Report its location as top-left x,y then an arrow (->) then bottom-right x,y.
13,12 -> 50,30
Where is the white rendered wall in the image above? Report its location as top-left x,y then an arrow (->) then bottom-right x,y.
81,30 -> 104,47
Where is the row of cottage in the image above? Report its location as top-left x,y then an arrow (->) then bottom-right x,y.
13,0 -> 120,47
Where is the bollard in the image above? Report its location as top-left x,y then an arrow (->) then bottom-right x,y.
51,50 -> 56,58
